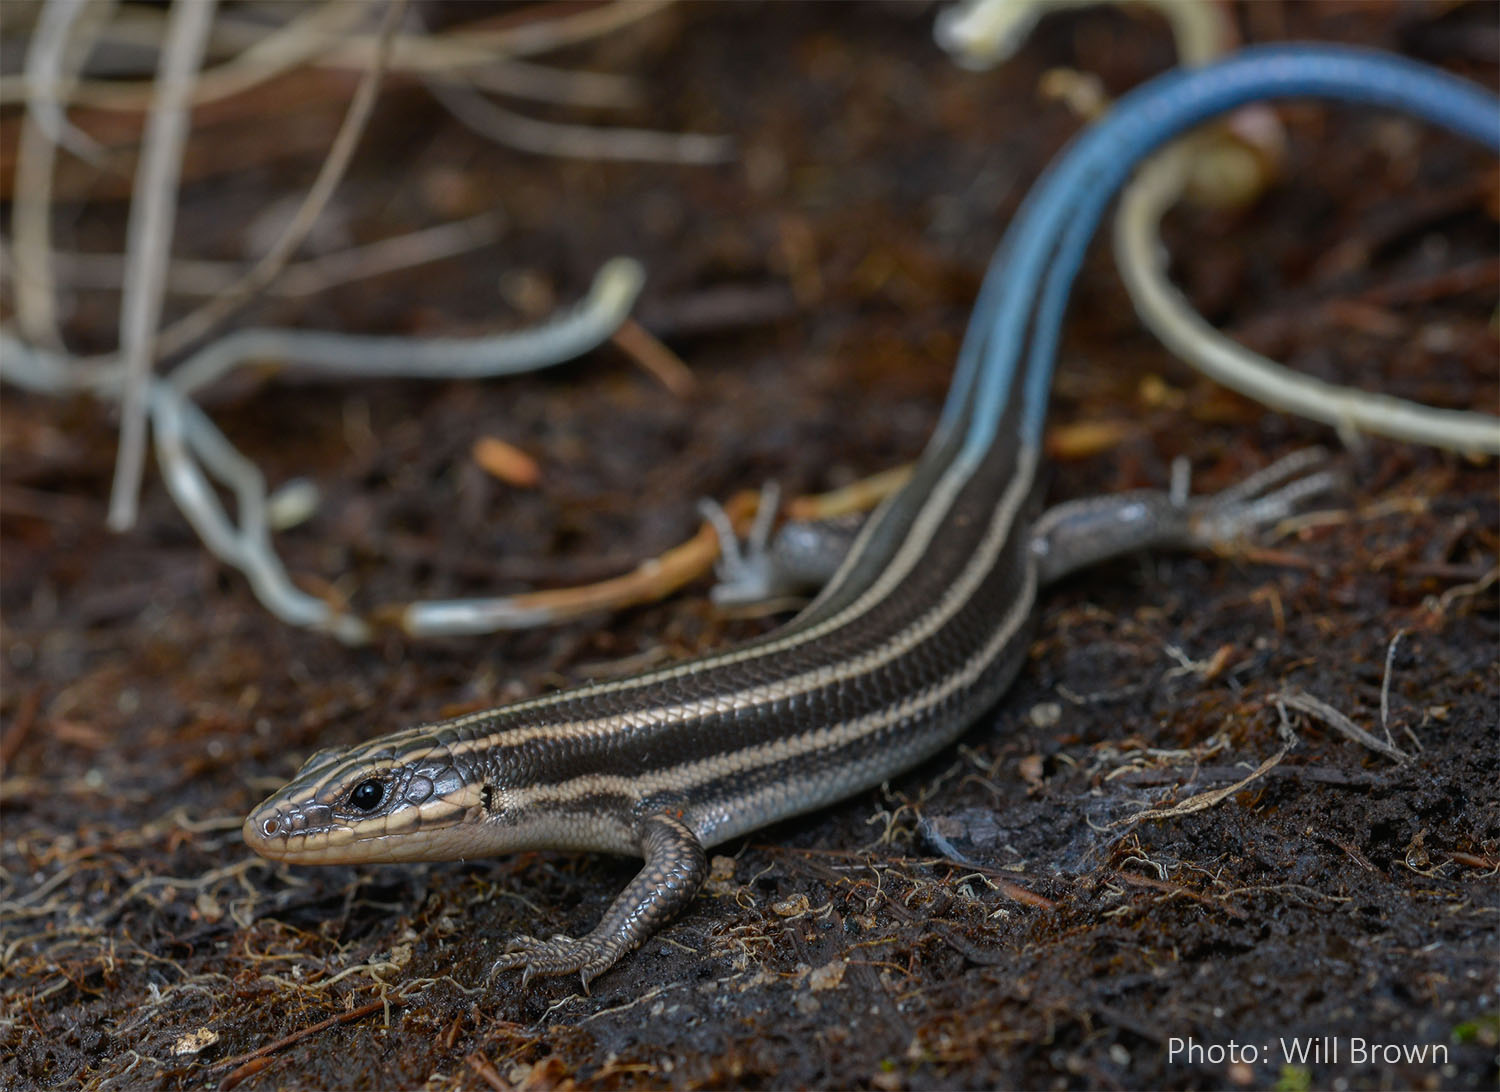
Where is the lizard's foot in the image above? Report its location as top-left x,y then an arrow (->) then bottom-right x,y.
699,481 -> 784,605
701,482 -> 866,606
1181,446 -> 1339,546
490,932 -> 624,992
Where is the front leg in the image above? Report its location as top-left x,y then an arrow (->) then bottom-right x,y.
490,813 -> 708,990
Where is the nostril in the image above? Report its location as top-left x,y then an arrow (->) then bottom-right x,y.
260,817 -> 280,838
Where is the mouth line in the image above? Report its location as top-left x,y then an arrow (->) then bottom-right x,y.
242,812 -> 352,855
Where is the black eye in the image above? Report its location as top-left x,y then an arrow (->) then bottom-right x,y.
348,779 -> 385,812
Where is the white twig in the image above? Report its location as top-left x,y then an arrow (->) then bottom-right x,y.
427,79 -> 733,165
938,0 -> 1500,456
1,257 -> 643,397
152,0 -> 407,364
11,70 -> 63,349
334,0 -> 677,67
1113,149 -> 1500,455
454,59 -> 642,110
24,0 -> 110,160
3,0 -> 678,108
168,257 -> 644,395
0,1 -> 372,111
937,0 -> 1230,70
108,0 -> 218,532
13,0 -> 116,348
40,211 -> 507,299
0,253 -> 645,641
0,332 -> 360,633
148,383 -> 371,642
1380,629 -> 1406,745
158,1 -> 370,108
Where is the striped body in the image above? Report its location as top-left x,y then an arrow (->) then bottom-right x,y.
249,404 -> 1039,862
244,46 -> 1500,984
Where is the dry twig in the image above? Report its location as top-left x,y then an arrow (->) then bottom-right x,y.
107,0 -> 219,531
1275,689 -> 1411,763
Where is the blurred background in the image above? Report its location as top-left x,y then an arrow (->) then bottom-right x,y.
1,3 -> 1496,1089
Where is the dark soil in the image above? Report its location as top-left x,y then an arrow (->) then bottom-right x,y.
2,4 -> 1496,1090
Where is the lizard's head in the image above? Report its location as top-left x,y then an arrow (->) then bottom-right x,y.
243,728 -> 496,864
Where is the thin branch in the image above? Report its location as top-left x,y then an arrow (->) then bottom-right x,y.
167,257 -> 644,395
150,0 -> 408,363
41,211 -> 507,299
1118,744 -> 1292,825
107,0 -> 218,531
332,0 -> 677,68
1274,689 -> 1410,763
393,462 -> 909,639
23,0 -> 110,160
427,77 -> 733,164
3,0 -> 678,108
454,58 -> 642,110
1,253 -> 646,643
12,0 -> 116,348
0,1 -> 372,111
939,0 -> 1500,455
1114,143 -> 1500,455
937,0 -> 1231,70
1380,629 -> 1406,744
211,998 -> 395,1087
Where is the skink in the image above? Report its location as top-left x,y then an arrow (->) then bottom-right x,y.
244,46 -> 1500,987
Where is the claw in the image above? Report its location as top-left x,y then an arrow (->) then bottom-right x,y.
490,930 -> 605,990
1186,447 -> 1339,545
488,953 -> 517,981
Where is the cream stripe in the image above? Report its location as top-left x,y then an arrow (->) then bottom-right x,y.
504,546 -> 1039,814
426,445 -> 1038,763
431,443 -> 994,730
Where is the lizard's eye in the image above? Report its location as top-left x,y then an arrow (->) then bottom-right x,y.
347,779 -> 386,812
